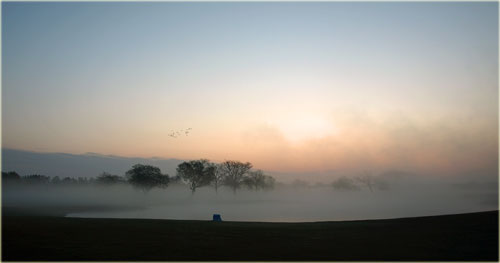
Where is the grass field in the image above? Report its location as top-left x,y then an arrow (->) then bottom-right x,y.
2,210 -> 498,261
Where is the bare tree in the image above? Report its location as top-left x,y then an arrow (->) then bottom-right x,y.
355,171 -> 376,192
262,175 -> 276,190
244,170 -> 265,190
219,160 -> 252,194
332,176 -> 360,191
243,170 -> 275,190
212,163 -> 225,194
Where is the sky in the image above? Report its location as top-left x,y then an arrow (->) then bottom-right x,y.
2,2 -> 498,177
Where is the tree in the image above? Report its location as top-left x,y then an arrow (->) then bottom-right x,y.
2,171 -> 20,187
355,171 -> 376,192
169,174 -> 183,185
22,174 -> 50,184
219,160 -> 252,194
62,177 -> 78,184
51,176 -> 61,184
176,159 -> 215,194
2,171 -> 20,181
96,172 -> 125,185
245,171 -> 276,191
244,170 -> 267,190
212,163 -> 225,194
332,176 -> 360,191
262,175 -> 276,190
125,164 -> 169,193
77,177 -> 90,185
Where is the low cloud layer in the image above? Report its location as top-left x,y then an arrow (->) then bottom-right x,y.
237,110 -> 497,181
3,176 -> 497,222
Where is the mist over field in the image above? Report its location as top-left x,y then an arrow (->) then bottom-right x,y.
3,148 -> 497,222
3,172 -> 496,222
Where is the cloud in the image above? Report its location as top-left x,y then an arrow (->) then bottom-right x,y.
238,109 -> 497,179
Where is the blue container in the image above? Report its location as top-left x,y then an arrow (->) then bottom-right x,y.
213,214 -> 222,221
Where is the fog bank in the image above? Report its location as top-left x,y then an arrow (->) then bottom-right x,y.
3,174 -> 497,222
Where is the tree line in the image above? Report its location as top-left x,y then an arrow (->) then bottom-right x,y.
330,172 -> 390,192
2,159 -> 276,194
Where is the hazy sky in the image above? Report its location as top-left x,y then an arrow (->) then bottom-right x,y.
2,2 -> 498,176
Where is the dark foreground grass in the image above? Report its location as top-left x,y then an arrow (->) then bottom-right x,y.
2,210 -> 498,261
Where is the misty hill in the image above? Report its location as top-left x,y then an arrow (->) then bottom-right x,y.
1,148 -> 184,178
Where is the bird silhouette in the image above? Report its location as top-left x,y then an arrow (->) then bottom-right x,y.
168,128 -> 192,139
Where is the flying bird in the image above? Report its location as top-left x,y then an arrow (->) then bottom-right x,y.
168,128 -> 192,139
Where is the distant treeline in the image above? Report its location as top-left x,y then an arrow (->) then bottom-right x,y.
3,161 -> 396,194
2,159 -> 275,194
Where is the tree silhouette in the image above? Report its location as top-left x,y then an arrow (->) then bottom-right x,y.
96,172 -> 125,185
244,170 -> 276,190
2,171 -> 20,181
61,177 -> 77,184
51,176 -> 61,184
355,171 -> 375,192
332,176 -> 360,191
220,160 -> 252,194
244,170 -> 261,190
176,159 -> 215,194
212,163 -> 225,194
125,164 -> 169,193
262,175 -> 276,190
22,174 -> 50,184
2,172 -> 20,188
77,177 -> 90,185
169,174 -> 183,185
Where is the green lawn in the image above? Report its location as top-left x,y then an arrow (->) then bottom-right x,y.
2,210 -> 498,261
